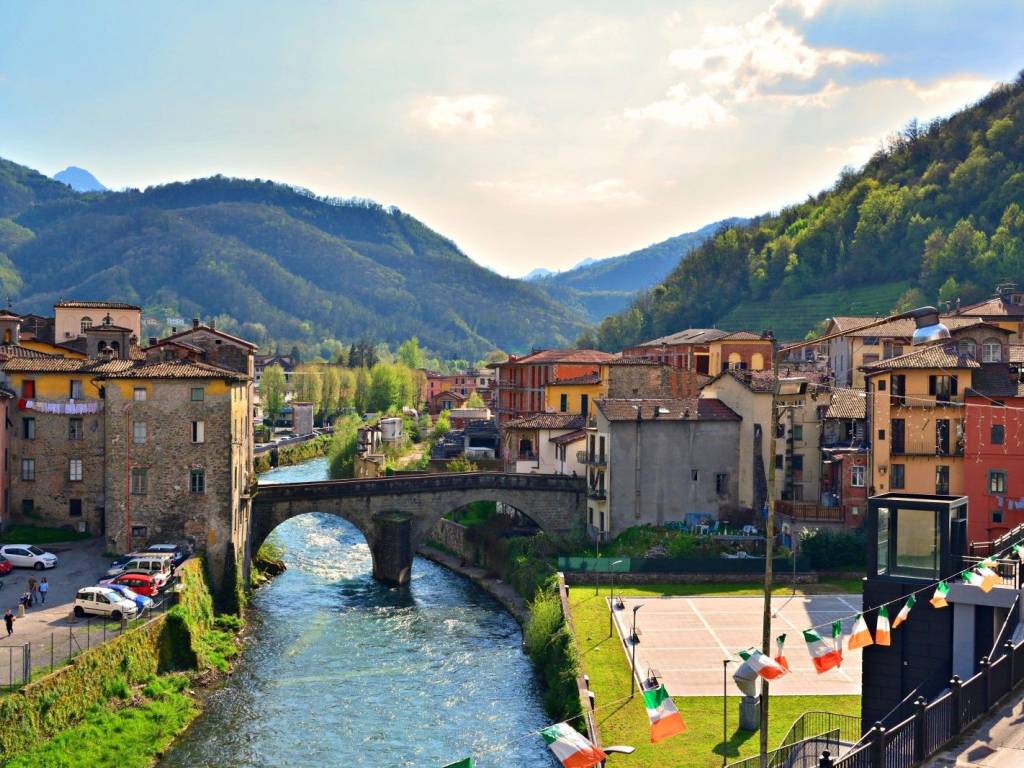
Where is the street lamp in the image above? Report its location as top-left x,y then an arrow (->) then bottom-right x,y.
609,559 -> 624,637
630,603 -> 644,697
757,306 -> 949,767
722,659 -> 734,768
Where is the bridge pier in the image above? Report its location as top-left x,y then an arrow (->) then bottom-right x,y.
370,511 -> 414,586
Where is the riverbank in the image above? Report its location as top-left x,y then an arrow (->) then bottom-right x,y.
253,433 -> 332,473
418,544 -> 530,625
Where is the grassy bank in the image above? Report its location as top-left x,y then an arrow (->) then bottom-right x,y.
250,540 -> 287,588
254,433 -> 332,473
568,583 -> 861,768
0,558 -> 242,767
2,524 -> 93,544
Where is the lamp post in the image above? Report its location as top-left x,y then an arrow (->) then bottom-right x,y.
630,603 -> 644,697
609,559 -> 624,637
757,306 -> 949,767
722,658 -> 734,768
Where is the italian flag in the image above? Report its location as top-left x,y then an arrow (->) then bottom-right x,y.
892,596 -> 915,628
931,582 -> 950,608
804,627 -> 843,674
775,634 -> 790,672
875,606 -> 891,646
442,760 -> 473,768
737,647 -> 788,680
847,614 -> 873,651
541,723 -> 607,768
643,684 -> 687,743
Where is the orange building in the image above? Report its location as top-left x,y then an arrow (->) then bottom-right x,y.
623,328 -> 772,374
493,349 -> 615,425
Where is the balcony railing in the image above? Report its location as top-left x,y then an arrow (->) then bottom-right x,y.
961,556 -> 1021,589
777,501 -> 845,522
587,487 -> 607,500
576,450 -> 607,466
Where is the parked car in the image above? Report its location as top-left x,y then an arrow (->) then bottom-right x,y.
107,554 -> 173,584
0,545 -> 57,570
106,554 -> 136,577
0,556 -> 12,576
73,587 -> 138,620
140,544 -> 190,568
100,571 -> 160,597
101,583 -> 154,610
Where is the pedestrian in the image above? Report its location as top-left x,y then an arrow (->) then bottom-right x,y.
19,592 -> 30,611
39,577 -> 48,604
3,610 -> 12,636
27,576 -> 36,606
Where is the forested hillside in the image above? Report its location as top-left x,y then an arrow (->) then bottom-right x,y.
587,72 -> 1024,349
530,217 -> 746,322
0,160 -> 585,357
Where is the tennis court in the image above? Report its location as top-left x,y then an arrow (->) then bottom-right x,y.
611,594 -> 864,696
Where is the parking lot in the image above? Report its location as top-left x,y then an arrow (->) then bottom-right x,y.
612,594 -> 864,697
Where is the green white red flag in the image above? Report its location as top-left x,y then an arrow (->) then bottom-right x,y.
540,722 -> 606,768
737,647 -> 788,680
892,596 -> 915,628
804,627 -> 843,674
643,684 -> 687,742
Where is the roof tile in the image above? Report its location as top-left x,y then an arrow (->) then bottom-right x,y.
596,397 -> 740,421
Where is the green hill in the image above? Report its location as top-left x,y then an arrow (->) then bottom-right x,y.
0,161 -> 585,358
531,217 -> 746,322
587,71 -> 1024,349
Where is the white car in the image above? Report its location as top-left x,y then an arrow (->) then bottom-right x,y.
73,587 -> 138,621
0,545 -> 58,570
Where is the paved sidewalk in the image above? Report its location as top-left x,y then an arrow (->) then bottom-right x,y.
923,691 -> 1024,767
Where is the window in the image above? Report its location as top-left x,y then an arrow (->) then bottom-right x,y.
21,499 -> 33,517
992,424 -> 1006,445
190,468 -> 205,494
851,465 -> 865,487
69,459 -> 82,481
80,317 -> 92,333
190,387 -> 204,402
936,465 -> 950,495
21,380 -> 35,398
131,468 -> 148,495
982,339 -> 1003,363
894,507 -> 938,577
69,379 -> 83,399
993,510 -> 1004,524
776,423 -> 785,439
133,421 -> 147,444
131,525 -> 147,539
928,375 -> 958,403
792,425 -> 803,441
863,336 -> 879,346
958,338 -> 977,359
936,419 -> 950,455
878,429 -> 886,441
878,380 -> 887,391
192,420 -> 205,443
133,387 -> 147,401
877,506 -> 890,575
21,417 -> 35,440
559,394 -> 568,412
891,464 -> 905,490
791,454 -> 804,470
989,470 -> 1008,494
715,473 -> 729,495
691,469 -> 699,482
775,455 -> 784,469
892,418 -> 905,453
862,354 -> 879,366
891,375 -> 906,405
68,417 -> 84,440
69,499 -> 82,517
20,459 -> 34,481
580,394 -> 589,418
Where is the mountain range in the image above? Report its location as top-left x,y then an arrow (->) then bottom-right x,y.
53,166 -> 107,193
527,218 -> 748,322
0,158 -> 586,358
588,71 -> 1024,349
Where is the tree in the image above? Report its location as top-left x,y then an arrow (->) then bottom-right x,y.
292,364 -> 323,416
322,365 -> 341,418
483,349 -> 508,366
397,337 -> 426,369
465,390 -> 485,408
445,456 -> 479,473
260,365 -> 287,426
432,410 -> 451,440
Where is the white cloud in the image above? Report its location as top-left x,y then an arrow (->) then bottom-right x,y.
415,94 -> 500,132
475,177 -> 644,207
624,84 -> 732,129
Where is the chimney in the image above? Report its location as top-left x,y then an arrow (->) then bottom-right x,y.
209,318 -> 216,330
192,318 -> 200,329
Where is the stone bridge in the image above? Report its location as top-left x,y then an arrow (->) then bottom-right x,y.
248,472 -> 586,586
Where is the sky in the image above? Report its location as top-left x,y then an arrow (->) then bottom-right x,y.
1,1 -> 1022,277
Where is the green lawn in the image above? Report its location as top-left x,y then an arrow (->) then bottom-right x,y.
568,583 -> 861,768
2,524 -> 93,544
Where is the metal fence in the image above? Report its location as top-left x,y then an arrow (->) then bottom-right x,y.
0,594 -> 177,689
557,554 -> 811,574
727,711 -> 860,768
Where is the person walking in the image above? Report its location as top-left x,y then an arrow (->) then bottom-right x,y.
4,609 -> 13,636
38,577 -> 48,604
26,576 -> 36,606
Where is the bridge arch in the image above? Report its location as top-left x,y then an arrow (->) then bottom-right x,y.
249,472 -> 585,586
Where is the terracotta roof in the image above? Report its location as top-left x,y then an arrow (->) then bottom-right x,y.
825,390 -> 866,420
504,413 -> 586,430
145,338 -> 204,353
549,428 -> 586,445
501,349 -> 615,366
966,365 -> 1019,398
843,316 -> 986,338
596,397 -> 740,421
85,323 -> 136,333
709,369 -> 776,393
956,295 -> 1024,318
717,330 -> 768,341
550,372 -> 602,386
0,357 -> 138,374
0,356 -> 248,380
433,389 -> 467,401
633,328 -> 727,347
0,345 -> 59,360
606,357 -> 661,366
161,325 -> 258,350
55,300 -> 141,310
863,343 -> 980,373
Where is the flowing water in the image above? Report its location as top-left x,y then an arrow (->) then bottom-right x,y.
161,458 -> 556,768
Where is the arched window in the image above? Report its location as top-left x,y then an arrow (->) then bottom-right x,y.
728,352 -> 742,369
80,317 -> 93,333
751,353 -> 765,370
2,329 -> 10,344
982,338 -> 1003,363
958,338 -> 976,359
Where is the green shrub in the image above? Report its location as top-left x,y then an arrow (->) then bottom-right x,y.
524,581 -> 582,723
799,526 -> 867,570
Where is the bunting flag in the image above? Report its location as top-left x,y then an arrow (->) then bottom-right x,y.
774,634 -> 790,672
847,614 -> 873,651
1014,544 -> 1024,562
931,582 -> 950,608
832,620 -> 843,654
643,684 -> 687,742
737,647 -> 788,680
804,628 -> 843,674
875,606 -> 891,646
977,564 -> 1000,591
963,570 -> 995,594
892,596 -> 915,628
540,723 -> 607,768
443,760 -> 473,768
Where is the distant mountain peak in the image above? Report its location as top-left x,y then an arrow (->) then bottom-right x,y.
53,166 -> 107,193
522,267 -> 554,280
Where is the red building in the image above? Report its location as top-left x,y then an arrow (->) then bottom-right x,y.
493,349 -> 615,425
964,365 -> 1024,544
621,328 -> 727,373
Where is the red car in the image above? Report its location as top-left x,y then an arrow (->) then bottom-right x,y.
105,572 -> 159,597
0,556 -> 12,576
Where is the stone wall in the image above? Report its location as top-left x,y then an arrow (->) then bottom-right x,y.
429,517 -> 473,559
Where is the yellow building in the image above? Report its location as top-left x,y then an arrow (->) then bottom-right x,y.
544,371 -> 603,419
706,331 -> 773,375
543,360 -> 690,419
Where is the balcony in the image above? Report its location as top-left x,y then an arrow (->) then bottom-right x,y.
777,501 -> 844,523
576,450 -> 607,466
587,486 -> 607,501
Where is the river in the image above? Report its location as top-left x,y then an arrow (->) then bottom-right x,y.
161,457 -> 557,768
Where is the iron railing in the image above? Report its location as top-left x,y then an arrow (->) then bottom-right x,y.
726,711 -> 860,768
